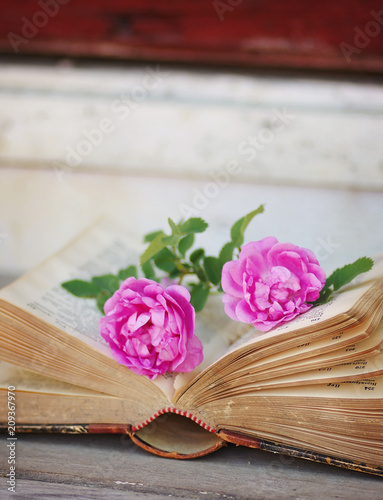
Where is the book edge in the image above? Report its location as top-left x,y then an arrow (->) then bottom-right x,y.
1,422 -> 382,475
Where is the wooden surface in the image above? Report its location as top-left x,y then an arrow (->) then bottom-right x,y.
1,1 -> 383,72
1,433 -> 383,499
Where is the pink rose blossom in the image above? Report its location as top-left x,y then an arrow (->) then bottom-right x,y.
221,237 -> 326,332
99,278 -> 203,379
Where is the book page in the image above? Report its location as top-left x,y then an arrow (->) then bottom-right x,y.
0,360 -> 104,396
277,316 -> 383,372
245,352 -> 383,390
255,375 -> 383,399
0,219 -> 176,400
0,219 -> 141,353
173,294 -> 244,392
233,313 -> 383,379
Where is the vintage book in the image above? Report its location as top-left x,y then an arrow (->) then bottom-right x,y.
1,220 -> 383,475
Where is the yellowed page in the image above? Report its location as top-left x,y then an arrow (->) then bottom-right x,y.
0,219 -> 141,353
232,313 -> 383,380
174,294 -> 243,391
0,360 -> 102,396
243,352 -> 383,390
253,376 -> 383,399
0,219 -> 175,400
234,320 -> 371,374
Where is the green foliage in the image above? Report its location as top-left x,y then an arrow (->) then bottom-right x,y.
153,248 -> 177,273
312,257 -> 374,306
140,233 -> 167,266
178,234 -> 195,256
143,230 -> 164,243
96,290 -> 113,314
190,248 -> 205,264
219,241 -> 235,266
194,264 -> 208,283
91,274 -> 120,293
161,234 -> 180,246
230,205 -> 264,248
325,257 -> 373,291
178,217 -> 209,234
117,265 -> 138,281
190,283 -> 210,312
62,208 -> 265,316
161,218 -> 181,246
168,217 -> 180,235
203,256 -> 222,286
61,279 -> 100,298
141,259 -> 156,280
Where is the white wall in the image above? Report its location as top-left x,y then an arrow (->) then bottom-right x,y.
0,61 -> 382,279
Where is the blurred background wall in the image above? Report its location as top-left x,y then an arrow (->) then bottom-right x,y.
0,0 -> 382,282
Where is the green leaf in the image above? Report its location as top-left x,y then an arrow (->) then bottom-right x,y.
326,257 -> 374,292
313,287 -> 333,306
61,279 -> 100,298
190,283 -> 210,312
204,256 -> 222,286
179,217 -> 208,234
140,233 -> 167,266
143,230 -> 164,243
141,259 -> 156,280
311,257 -> 374,306
96,290 -> 113,314
153,248 -> 177,272
91,274 -> 120,293
178,233 -> 195,256
168,217 -> 180,235
168,268 -> 182,279
161,234 -> 181,246
219,241 -> 235,266
230,205 -> 264,247
190,248 -> 205,264
194,265 -> 208,283
117,265 -> 138,281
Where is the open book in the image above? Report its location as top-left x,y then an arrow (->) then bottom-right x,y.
1,220 -> 383,475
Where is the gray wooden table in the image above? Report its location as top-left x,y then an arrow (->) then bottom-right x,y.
1,433 -> 382,499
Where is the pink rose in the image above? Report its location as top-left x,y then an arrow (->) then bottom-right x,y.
99,278 -> 203,379
222,237 -> 326,332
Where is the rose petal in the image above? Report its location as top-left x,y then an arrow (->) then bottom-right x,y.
99,277 -> 203,379
221,237 -> 325,333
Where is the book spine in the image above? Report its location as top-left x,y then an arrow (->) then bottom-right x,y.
0,423 -> 131,434
131,407 -> 216,433
217,429 -> 383,477
259,439 -> 383,477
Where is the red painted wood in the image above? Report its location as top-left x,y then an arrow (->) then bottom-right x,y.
0,0 -> 383,72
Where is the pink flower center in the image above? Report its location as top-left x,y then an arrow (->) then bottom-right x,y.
244,265 -> 301,314
118,303 -> 181,364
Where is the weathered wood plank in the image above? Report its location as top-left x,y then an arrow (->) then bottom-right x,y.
1,63 -> 382,191
1,434 -> 382,499
1,0 -> 383,72
1,479 -> 173,500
